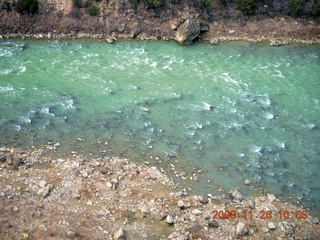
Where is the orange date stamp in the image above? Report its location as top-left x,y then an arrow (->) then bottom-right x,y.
213,210 -> 308,220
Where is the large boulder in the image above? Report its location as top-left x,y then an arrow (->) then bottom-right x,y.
175,19 -> 200,45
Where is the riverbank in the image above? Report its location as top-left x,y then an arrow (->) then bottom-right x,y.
1,21 -> 319,46
1,144 -> 319,239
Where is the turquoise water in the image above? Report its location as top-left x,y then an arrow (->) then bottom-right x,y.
1,39 -> 320,213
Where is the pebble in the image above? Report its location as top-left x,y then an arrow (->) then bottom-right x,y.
312,217 -> 319,224
87,200 -> 93,206
208,219 -> 219,228
267,194 -> 277,202
167,231 -> 188,240
244,179 -> 251,185
114,228 -> 126,240
191,209 -> 202,216
247,198 -> 256,209
38,185 -> 51,198
261,227 -> 269,233
80,170 -> 88,178
21,233 -> 29,239
0,154 -> 6,162
98,165 -> 108,174
177,200 -> 185,209
166,215 -> 175,224
236,222 -> 245,235
39,180 -> 47,188
66,230 -> 76,239
13,205 -> 19,212
268,221 -> 276,230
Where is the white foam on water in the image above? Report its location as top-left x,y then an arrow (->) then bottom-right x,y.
0,69 -> 13,75
20,116 -> 31,124
0,86 -> 14,92
186,130 -> 195,136
17,66 -> 26,74
40,107 -> 55,116
264,112 -> 274,119
304,122 -> 316,129
273,70 -> 285,78
61,99 -> 76,109
251,145 -> 262,155
150,62 -> 157,67
222,72 -> 239,86
13,124 -> 21,131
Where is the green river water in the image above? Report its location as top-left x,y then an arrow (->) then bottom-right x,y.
1,39 -> 319,214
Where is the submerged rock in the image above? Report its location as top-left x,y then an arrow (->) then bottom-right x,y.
175,20 -> 200,45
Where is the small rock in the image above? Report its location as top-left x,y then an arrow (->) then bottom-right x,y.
160,211 -> 168,220
87,200 -> 93,206
243,228 -> 249,235
21,233 -> 29,239
200,195 -> 209,204
230,188 -> 243,201
38,185 -> 51,198
191,209 -> 202,216
267,194 -> 277,202
0,147 -> 6,152
261,227 -> 269,233
167,232 -> 188,240
106,182 -> 113,188
39,180 -> 47,188
166,215 -> 175,224
236,222 -> 245,235
312,217 -> 319,224
268,222 -> 276,230
141,207 -> 150,216
13,205 -> 19,212
247,198 -> 255,209
244,179 -> 251,185
80,170 -> 88,178
177,200 -> 185,209
98,165 -> 108,174
208,219 -> 219,228
13,157 -> 22,167
114,228 -> 126,240
0,154 -> 6,162
66,230 -> 76,239
106,37 -> 114,44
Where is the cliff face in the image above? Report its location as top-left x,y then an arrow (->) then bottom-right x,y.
0,0 -> 320,44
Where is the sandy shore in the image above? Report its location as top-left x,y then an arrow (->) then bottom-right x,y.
1,144 -> 320,239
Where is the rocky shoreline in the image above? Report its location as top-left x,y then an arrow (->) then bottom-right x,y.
1,144 -> 320,239
1,29 -> 319,46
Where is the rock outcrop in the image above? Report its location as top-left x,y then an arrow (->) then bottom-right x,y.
175,20 -> 200,45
